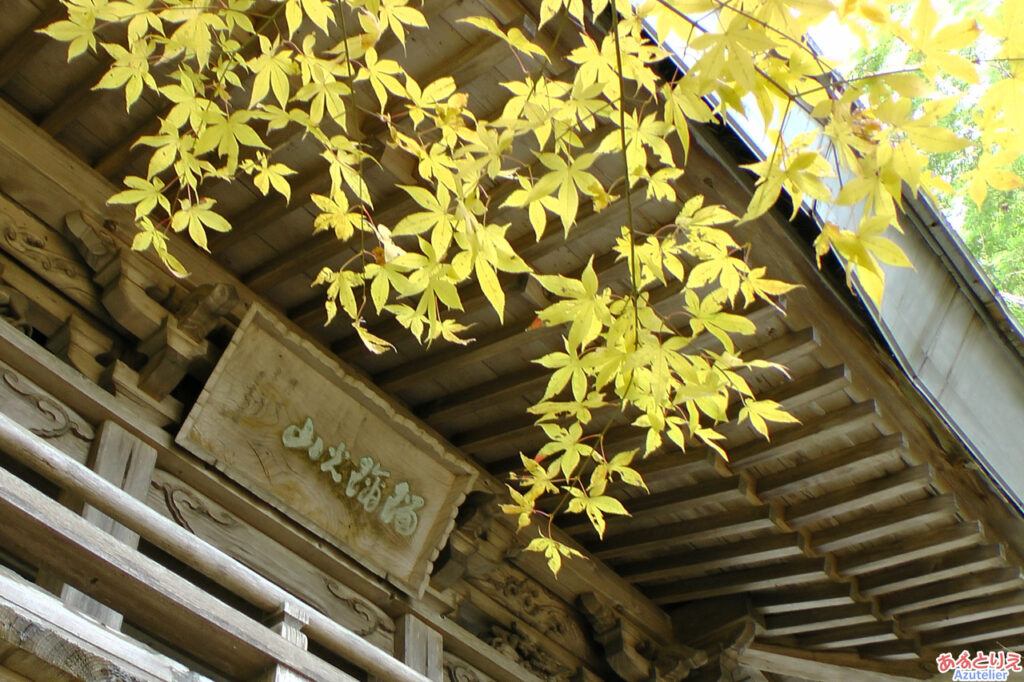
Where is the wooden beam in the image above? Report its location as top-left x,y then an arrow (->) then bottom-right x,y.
756,434 -> 905,500
0,566 -> 200,681
487,325 -> 819,477
855,544 -> 1005,597
242,188 -> 418,293
212,169 -> 328,253
382,314 -> 551,396
37,421 -> 157,630
736,642 -> 932,681
795,621 -> 898,649
645,558 -> 828,605
454,414 -> 544,455
856,640 -> 922,661
728,401 -> 878,471
763,602 -> 878,637
879,567 -> 1022,616
751,583 -> 859,615
782,465 -> 932,528
615,533 -> 804,584
833,521 -> 982,576
38,61 -> 110,136
919,614 -> 1024,648
592,505 -> 776,560
808,494 -> 956,554
559,476 -> 750,535
0,3 -> 64,89
897,590 -> 1024,633
0,465 -> 359,680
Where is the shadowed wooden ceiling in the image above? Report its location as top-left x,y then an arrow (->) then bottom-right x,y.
2,0 -> 1024,678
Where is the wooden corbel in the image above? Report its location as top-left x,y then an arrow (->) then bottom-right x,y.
431,491 -> 502,589
45,314 -> 115,383
579,591 -> 704,681
63,211 -> 166,341
137,283 -> 238,399
671,595 -> 763,680
0,265 -> 32,335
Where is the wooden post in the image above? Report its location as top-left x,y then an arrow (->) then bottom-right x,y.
36,420 -> 157,629
390,613 -> 443,682
258,603 -> 312,682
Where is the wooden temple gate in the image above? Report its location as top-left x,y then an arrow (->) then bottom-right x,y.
2,0 -> 1024,680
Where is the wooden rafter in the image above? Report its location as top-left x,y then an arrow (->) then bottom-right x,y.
756,434 -> 905,500
855,544 -> 1005,597
878,567 -> 1022,616
809,494 -> 956,554
615,533 -> 803,584
645,557 -> 828,605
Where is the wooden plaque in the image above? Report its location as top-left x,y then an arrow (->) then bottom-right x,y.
177,305 -> 476,597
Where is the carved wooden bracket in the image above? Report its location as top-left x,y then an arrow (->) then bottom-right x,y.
579,592 -> 706,682
431,491 -> 502,589
63,211 -> 237,400
671,595 -> 763,681
45,314 -> 115,383
0,265 -> 31,334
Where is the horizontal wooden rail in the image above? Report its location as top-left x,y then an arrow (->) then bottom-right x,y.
0,411 -> 432,682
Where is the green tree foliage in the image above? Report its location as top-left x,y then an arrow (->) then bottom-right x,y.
42,0 -> 1024,572
847,0 -> 1024,323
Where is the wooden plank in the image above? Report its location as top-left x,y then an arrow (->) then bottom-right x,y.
736,642 -> 931,681
833,521 -> 982,576
0,566 -> 204,682
763,602 -> 878,637
177,305 -> 476,598
783,465 -> 932,528
796,621 -> 898,649
756,434 -> 905,500
243,188 -> 414,294
897,590 -> 1024,633
855,544 -> 1005,597
645,558 -> 827,605
879,567 -> 1022,616
591,505 -> 775,560
0,464 -> 357,680
728,401 -> 878,471
809,494 -> 956,554
616,533 -> 804,584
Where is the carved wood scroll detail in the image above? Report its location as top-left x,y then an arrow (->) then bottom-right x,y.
323,578 -> 395,638
159,483 -> 238,534
443,653 -> 490,682
0,367 -> 93,442
488,623 -> 575,680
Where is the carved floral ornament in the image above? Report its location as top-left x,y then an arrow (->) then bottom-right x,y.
281,416 -> 424,537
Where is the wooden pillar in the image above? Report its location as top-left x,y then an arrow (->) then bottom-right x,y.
385,613 -> 443,682
36,420 -> 157,629
257,603 -> 312,682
